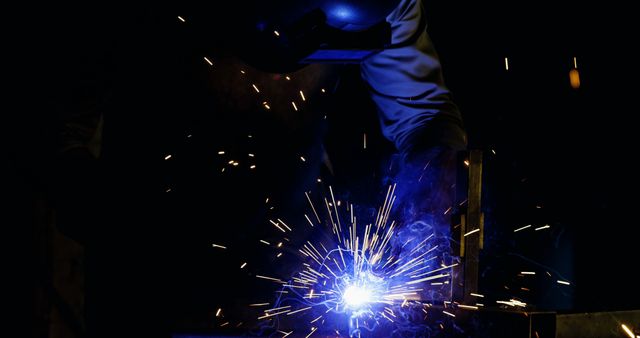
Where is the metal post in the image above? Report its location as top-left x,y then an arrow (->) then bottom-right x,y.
463,150 -> 483,304
452,150 -> 484,304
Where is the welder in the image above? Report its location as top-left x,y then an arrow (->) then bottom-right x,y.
48,1 -> 465,337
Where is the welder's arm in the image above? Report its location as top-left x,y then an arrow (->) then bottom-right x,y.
360,0 -> 466,158
49,52 -> 107,242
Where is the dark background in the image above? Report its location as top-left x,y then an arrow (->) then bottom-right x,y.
7,1 -> 638,336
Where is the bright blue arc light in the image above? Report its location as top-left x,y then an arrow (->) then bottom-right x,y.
343,285 -> 372,307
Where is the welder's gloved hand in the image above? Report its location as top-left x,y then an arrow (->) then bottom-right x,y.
386,118 -> 465,300
392,144 -> 458,243
388,143 -> 460,300
395,116 -> 464,225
